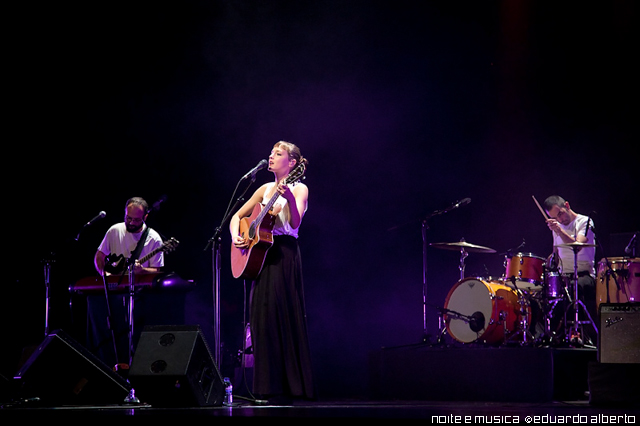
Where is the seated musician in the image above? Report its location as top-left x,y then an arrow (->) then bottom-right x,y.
544,195 -> 597,345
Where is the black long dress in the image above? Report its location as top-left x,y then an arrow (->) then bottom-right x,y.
249,235 -> 315,400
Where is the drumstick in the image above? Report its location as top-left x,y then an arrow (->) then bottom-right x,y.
533,195 -> 559,237
532,195 -> 549,220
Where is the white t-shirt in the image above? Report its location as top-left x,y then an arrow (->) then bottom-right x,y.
97,223 -> 164,268
553,214 -> 595,275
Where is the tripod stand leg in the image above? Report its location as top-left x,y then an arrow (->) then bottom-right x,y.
576,299 -> 598,346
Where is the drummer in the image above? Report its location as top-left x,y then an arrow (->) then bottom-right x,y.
544,195 -> 597,339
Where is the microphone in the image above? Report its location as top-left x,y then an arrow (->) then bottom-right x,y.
506,239 -> 525,258
241,159 -> 268,180
625,232 -> 638,255
469,311 -> 485,333
85,211 -> 106,227
150,195 -> 167,213
585,211 -> 596,237
548,252 -> 559,272
452,198 -> 471,209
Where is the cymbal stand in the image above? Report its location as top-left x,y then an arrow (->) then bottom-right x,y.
565,247 -> 598,346
457,242 -> 468,281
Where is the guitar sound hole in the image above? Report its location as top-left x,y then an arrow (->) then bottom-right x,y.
248,222 -> 256,240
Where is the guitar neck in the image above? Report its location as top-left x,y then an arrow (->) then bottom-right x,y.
256,190 -> 282,224
252,164 -> 305,228
138,247 -> 161,265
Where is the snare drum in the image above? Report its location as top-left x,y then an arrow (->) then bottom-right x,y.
505,253 -> 545,291
596,257 -> 640,310
444,277 -> 525,344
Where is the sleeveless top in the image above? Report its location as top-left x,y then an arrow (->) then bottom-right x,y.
262,182 -> 301,239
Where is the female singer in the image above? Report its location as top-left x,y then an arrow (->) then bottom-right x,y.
230,141 -> 315,403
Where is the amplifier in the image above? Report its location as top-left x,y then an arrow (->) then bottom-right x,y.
598,303 -> 640,363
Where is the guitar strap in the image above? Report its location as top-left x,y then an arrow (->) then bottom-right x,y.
128,226 -> 150,266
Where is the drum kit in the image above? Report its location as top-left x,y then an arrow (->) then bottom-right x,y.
429,238 -> 618,348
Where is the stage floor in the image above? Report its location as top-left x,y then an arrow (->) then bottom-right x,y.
1,399 -> 638,422
3,341 -> 638,421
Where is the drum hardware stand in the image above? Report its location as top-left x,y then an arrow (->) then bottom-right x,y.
457,243 -> 469,281
541,294 -> 563,345
437,307 -> 474,344
504,276 -> 535,345
435,307 -> 449,344
560,243 -> 599,347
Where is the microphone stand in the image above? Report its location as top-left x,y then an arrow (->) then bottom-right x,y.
420,199 -> 470,344
43,254 -> 55,337
205,174 -> 259,367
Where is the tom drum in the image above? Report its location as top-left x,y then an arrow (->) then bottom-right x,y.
505,253 -> 545,291
545,272 -> 568,299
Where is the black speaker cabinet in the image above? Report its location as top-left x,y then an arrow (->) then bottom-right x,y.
13,329 -> 132,406
128,325 -> 225,407
598,303 -> 640,363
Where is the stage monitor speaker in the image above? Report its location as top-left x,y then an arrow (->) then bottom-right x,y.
13,329 -> 132,406
598,303 -> 640,363
128,325 -> 225,407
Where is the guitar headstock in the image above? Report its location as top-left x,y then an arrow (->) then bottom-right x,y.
163,237 -> 180,253
285,162 -> 306,185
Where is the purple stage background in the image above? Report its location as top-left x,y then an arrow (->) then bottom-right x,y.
5,1 -> 637,399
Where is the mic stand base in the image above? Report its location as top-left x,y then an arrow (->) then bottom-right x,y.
124,388 -> 141,404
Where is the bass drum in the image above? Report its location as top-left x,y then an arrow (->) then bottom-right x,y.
444,278 -> 524,345
596,257 -> 640,310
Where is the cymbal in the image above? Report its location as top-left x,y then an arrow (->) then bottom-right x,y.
555,242 -> 597,249
430,241 -> 496,253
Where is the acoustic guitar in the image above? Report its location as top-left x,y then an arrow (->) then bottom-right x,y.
230,163 -> 306,279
